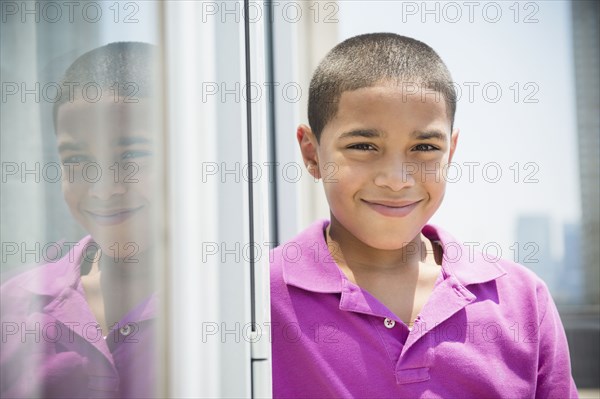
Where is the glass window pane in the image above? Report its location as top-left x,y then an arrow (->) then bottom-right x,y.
1,2 -> 166,397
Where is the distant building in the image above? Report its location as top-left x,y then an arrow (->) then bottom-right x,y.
516,215 -> 555,291
572,0 -> 600,305
567,2 -> 600,387
557,223 -> 584,305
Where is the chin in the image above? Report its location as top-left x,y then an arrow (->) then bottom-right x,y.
89,227 -> 152,259
369,217 -> 424,240
363,237 -> 418,251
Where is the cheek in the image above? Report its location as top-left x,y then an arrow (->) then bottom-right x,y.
130,167 -> 155,203
420,158 -> 447,181
61,180 -> 84,210
420,163 -> 449,204
321,164 -> 363,205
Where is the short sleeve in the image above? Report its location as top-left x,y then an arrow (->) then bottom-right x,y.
535,285 -> 578,399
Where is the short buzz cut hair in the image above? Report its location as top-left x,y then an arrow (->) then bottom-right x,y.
52,42 -> 157,128
308,33 -> 457,141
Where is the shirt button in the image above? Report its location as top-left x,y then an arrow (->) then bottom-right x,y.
119,324 -> 132,336
384,318 -> 396,329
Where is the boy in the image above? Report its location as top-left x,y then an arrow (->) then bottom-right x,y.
270,33 -> 577,398
1,42 -> 161,398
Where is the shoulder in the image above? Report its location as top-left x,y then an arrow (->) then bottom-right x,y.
270,219 -> 341,299
492,256 -> 555,315
270,219 -> 328,273
494,255 -> 548,289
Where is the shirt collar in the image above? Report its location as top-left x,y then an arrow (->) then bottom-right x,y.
18,235 -> 158,323
282,220 -> 344,293
282,219 -> 506,293
19,235 -> 96,296
421,224 -> 507,286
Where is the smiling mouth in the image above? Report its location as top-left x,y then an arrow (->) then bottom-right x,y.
84,206 -> 144,226
362,199 -> 421,217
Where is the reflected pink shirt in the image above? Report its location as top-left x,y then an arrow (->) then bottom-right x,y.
1,236 -> 156,398
270,220 -> 578,398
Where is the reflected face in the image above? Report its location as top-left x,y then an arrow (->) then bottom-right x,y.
56,98 -> 156,254
302,83 -> 458,250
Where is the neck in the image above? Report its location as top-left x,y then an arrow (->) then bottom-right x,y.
327,216 -> 437,276
98,248 -> 155,292
81,246 -> 156,333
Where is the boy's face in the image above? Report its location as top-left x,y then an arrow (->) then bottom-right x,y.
298,83 -> 458,250
56,98 -> 157,255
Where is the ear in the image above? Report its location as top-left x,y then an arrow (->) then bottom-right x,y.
297,124 -> 321,179
448,128 -> 459,164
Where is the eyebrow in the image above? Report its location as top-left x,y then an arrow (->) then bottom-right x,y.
116,136 -> 151,146
57,136 -> 151,153
338,129 -> 383,140
411,130 -> 447,141
57,142 -> 83,153
338,129 -> 448,141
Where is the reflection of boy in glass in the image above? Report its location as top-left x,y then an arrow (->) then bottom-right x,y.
1,42 -> 160,398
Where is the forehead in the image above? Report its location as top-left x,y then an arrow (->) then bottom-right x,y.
327,84 -> 451,135
56,98 -> 154,146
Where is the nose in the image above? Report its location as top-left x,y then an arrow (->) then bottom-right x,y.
87,163 -> 127,200
373,157 -> 416,191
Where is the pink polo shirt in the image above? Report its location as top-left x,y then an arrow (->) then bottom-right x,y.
1,236 -> 157,398
270,220 -> 577,398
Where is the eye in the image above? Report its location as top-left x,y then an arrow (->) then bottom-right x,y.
61,155 -> 89,164
347,143 -> 376,151
122,150 -> 151,160
413,144 -> 438,152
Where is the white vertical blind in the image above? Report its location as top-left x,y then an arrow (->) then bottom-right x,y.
162,1 -> 274,397
162,1 -> 220,397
